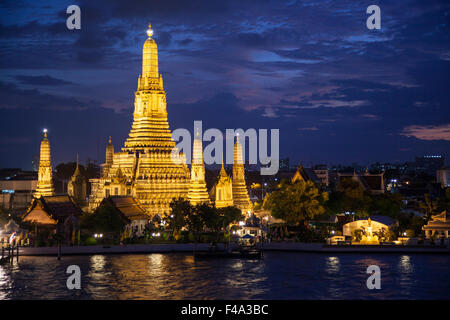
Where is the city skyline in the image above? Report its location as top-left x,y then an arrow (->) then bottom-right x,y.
1,0 -> 450,169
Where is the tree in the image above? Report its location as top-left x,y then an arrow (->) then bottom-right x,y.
196,203 -> 221,240
167,198 -> 192,240
336,179 -> 371,218
370,193 -> 403,219
420,194 -> 439,219
187,204 -> 207,242
264,180 -> 328,224
81,202 -> 127,242
218,206 -> 243,228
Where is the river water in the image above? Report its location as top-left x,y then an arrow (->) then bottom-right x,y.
0,252 -> 449,299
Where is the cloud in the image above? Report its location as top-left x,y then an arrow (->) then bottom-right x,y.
15,75 -> 75,86
0,81 -> 99,110
401,124 -> 450,141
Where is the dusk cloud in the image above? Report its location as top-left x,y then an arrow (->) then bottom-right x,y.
401,124 -> 450,141
0,0 -> 449,168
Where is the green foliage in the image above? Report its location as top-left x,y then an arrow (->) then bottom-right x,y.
81,202 -> 126,234
186,203 -> 205,242
264,180 -> 328,224
420,194 -> 439,218
335,179 -> 372,217
218,206 -> 244,227
405,229 -> 415,237
167,199 -> 244,243
85,236 -> 97,245
168,198 -> 192,236
370,193 -> 403,218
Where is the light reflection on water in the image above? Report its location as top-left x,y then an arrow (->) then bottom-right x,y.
0,252 -> 449,299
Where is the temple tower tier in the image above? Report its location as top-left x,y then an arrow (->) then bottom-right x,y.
88,24 -> 190,215
187,131 -> 210,205
231,136 -> 253,214
35,130 -> 54,198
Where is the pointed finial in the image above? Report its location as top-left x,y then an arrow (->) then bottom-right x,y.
196,128 -> 200,138
43,128 -> 48,138
236,132 -> 240,143
146,23 -> 154,38
108,136 -> 112,144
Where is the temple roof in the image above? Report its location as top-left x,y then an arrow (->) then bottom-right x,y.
22,195 -> 82,225
292,165 -> 320,184
338,172 -> 384,192
424,211 -> 450,229
102,196 -> 148,221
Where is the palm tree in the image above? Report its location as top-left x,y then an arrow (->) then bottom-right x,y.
420,194 -> 438,219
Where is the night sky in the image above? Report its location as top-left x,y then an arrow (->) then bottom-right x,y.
1,0 -> 449,170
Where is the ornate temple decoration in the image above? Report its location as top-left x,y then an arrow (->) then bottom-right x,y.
187,130 -> 210,205
88,24 -> 190,215
211,136 -> 253,213
34,129 -> 54,198
68,155 -> 87,207
213,163 -> 234,208
231,136 -> 253,214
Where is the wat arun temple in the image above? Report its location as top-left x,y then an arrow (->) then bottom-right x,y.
83,24 -> 253,216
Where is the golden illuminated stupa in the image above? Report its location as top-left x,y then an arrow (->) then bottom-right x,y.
187,130 -> 210,205
34,129 -> 55,198
231,136 -> 253,214
213,163 -> 234,208
211,136 -> 253,213
67,155 -> 87,207
88,24 -> 190,215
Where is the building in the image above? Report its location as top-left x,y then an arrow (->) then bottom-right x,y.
34,129 -> 55,198
415,155 -> 445,174
423,211 -> 450,239
67,157 -> 87,207
338,170 -> 385,194
436,167 -> 450,188
100,196 -> 149,237
313,164 -> 329,186
0,177 -> 37,211
187,131 -> 210,205
88,24 -> 190,215
22,195 -> 82,245
291,165 -> 320,184
210,136 -> 253,214
343,216 -> 396,243
211,164 -> 234,208
231,136 -> 253,214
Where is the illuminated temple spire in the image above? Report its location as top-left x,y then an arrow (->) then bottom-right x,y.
88,23 -> 190,215
187,129 -> 210,205
143,23 -> 158,79
215,158 -> 233,208
68,154 -> 87,207
35,129 -> 54,197
123,22 -> 173,151
232,134 -> 253,213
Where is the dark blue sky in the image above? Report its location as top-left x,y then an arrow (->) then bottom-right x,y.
1,0 -> 449,170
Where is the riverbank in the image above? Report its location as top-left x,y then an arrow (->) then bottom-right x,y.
15,242 -> 450,256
